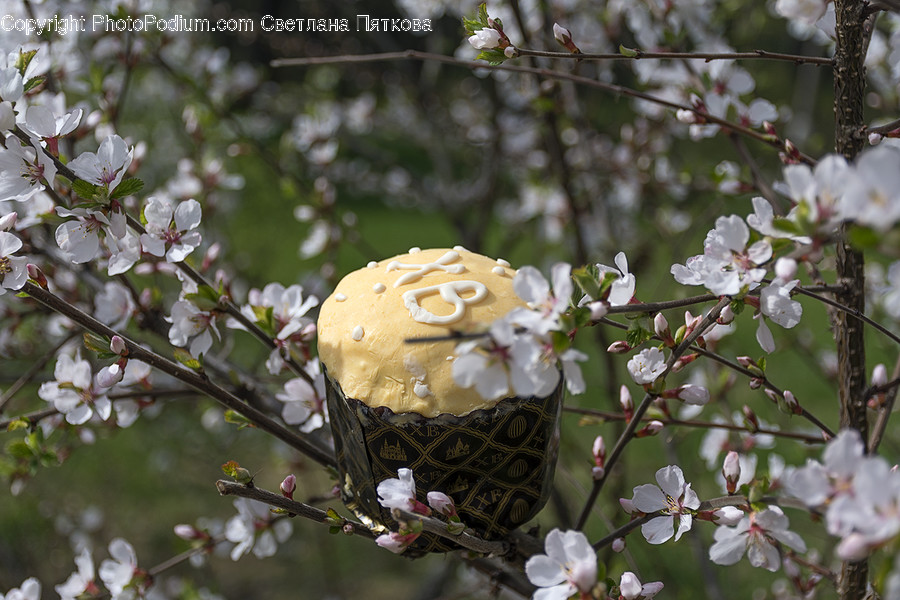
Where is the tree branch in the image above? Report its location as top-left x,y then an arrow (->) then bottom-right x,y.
19,282 -> 336,468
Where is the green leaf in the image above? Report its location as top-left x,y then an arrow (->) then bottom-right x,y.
625,319 -> 652,348
83,332 -> 110,354
572,267 -> 600,301
6,418 -> 29,432
223,410 -> 255,429
618,45 -> 639,57
221,460 -> 253,484
6,440 -> 33,460
475,49 -> 507,65
23,76 -> 46,94
72,179 -> 100,200
173,348 -> 203,370
757,357 -> 767,372
325,507 -> 343,527
15,49 -> 38,74
550,330 -> 571,355
771,217 -> 804,236
110,177 -> 144,199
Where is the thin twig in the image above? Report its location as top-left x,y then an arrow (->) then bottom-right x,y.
868,117 -> 900,135
391,508 -> 511,556
0,332 -> 77,414
575,297 -> 731,529
868,354 -> 900,453
215,480 -> 375,539
271,51 -> 818,166
513,47 -> 833,66
564,406 -> 826,443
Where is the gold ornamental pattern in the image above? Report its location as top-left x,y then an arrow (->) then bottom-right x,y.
324,370 -> 562,555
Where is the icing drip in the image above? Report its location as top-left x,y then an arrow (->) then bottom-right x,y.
409,247 -> 421,253
387,250 -> 466,288
402,280 -> 488,325
335,293 -> 347,302
414,381 -> 432,398
366,261 -> 378,269
351,325 -> 364,341
373,283 -> 386,293
496,258 -> 510,267
491,266 -> 506,275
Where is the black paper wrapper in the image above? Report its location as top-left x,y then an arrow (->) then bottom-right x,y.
325,369 -> 562,554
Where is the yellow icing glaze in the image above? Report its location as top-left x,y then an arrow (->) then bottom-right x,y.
317,248 -> 523,417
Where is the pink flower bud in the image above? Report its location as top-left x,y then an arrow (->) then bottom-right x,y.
607,340 -> 631,353
713,506 -> 744,526
868,132 -> 883,145
722,451 -> 741,494
676,384 -> 709,405
774,257 -> 797,281
717,304 -> 735,325
376,531 -> 419,554
736,356 -> 754,368
611,537 -> 625,552
426,491 -> 457,517
553,23 -> 572,45
95,363 -> 124,388
0,212 -> 17,231
763,121 -> 778,137
591,466 -> 605,480
592,435 -> 605,464
742,405 -> 759,432
503,46 -> 518,58
782,390 -> 801,414
872,363 -> 887,387
110,335 -> 127,355
280,474 -> 296,500
26,264 -> 48,289
654,313 -> 674,346
619,385 -> 633,421
636,420 -> 664,438
174,524 -> 202,540
589,301 -> 608,321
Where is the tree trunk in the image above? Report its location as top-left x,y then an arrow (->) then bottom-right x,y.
832,1 -> 869,598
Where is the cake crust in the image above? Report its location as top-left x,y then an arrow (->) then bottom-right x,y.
317,247 -> 524,417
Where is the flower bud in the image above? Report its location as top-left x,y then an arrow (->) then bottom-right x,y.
742,405 -> 759,432
0,212 -> 17,231
591,466 -> 605,480
722,451 -> 741,494
676,384 -> 710,406
95,363 -> 124,389
736,356 -> 754,368
611,537 -> 625,553
619,497 -> 635,514
174,524 -> 202,540
654,313 -> 674,346
781,390 -> 801,415
607,340 -> 631,353
676,109 -> 698,124
836,533 -> 870,561
762,121 -> 778,137
868,132 -> 883,145
280,474 -> 296,500
592,435 -> 605,465
636,420 -> 664,438
712,506 -> 744,526
872,363 -> 887,387
426,491 -> 458,518
774,257 -> 797,281
552,23 -> 580,54
503,46 -> 518,58
619,385 -> 633,419
110,335 -> 127,356
717,304 -> 735,325
26,264 -> 48,290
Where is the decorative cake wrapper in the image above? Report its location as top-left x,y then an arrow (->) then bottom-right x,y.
325,369 -> 562,555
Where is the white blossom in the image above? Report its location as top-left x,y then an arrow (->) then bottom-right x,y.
140,197 -> 202,263
0,578 -> 41,600
525,529 -> 597,600
627,347 -> 667,385
620,571 -> 664,600
55,548 -> 95,600
709,506 -> 806,571
598,252 -> 636,306
468,28 -> 502,49
631,465 -> 700,544
0,231 -> 28,294
68,134 -> 133,193
225,498 -> 292,561
98,538 -> 138,599
0,134 -> 56,203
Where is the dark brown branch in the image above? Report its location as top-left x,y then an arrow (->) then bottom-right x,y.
20,282 -> 336,468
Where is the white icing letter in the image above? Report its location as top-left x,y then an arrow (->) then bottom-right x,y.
402,280 -> 488,325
